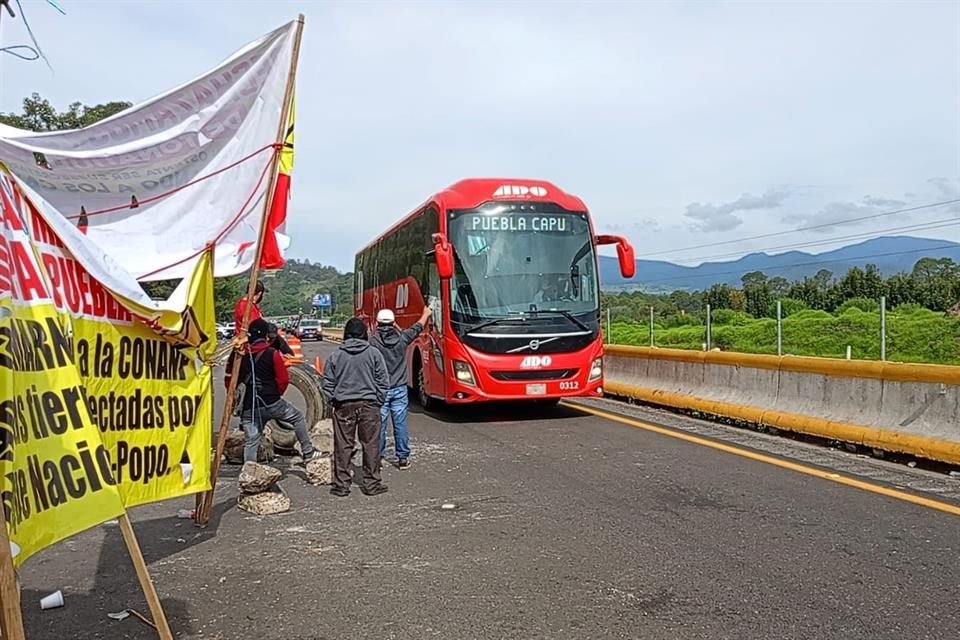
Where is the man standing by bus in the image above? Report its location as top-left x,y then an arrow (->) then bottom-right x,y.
370,305 -> 431,468
321,317 -> 390,497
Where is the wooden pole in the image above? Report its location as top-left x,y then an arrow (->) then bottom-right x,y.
0,523 -> 25,640
118,515 -> 173,639
197,15 -> 305,525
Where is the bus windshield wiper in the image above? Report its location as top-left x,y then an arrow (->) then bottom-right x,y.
462,316 -> 520,334
529,309 -> 590,332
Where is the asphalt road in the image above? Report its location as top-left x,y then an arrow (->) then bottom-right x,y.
18,338 -> 960,639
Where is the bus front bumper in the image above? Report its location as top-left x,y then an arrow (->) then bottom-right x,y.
445,379 -> 604,403
443,346 -> 605,403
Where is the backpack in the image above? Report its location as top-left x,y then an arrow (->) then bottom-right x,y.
231,349 -> 268,416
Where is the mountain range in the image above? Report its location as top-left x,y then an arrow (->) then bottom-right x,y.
599,236 -> 960,292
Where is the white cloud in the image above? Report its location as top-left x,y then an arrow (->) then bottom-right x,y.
782,178 -> 960,233
684,189 -> 791,232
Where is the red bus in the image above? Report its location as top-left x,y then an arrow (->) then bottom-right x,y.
354,178 -> 635,408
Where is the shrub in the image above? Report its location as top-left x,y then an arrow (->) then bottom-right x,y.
711,309 -> 754,326
768,297 -> 808,317
837,297 -> 880,314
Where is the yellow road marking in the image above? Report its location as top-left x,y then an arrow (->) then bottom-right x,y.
565,401 -> 960,518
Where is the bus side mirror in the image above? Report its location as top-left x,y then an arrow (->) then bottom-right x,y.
595,234 -> 636,279
431,233 -> 454,279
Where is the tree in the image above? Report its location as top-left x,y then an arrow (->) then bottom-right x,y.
773,297 -> 808,317
910,257 -> 960,312
862,264 -> 884,301
741,270 -> 773,318
728,288 -> 747,312
768,276 -> 789,298
786,277 -> 826,310
883,273 -> 915,308
912,257 -> 958,281
704,283 -> 734,310
668,289 -> 702,315
835,266 -> 867,305
813,269 -> 833,290
0,93 -> 131,131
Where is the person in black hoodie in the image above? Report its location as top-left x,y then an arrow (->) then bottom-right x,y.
321,317 -> 389,496
370,305 -> 431,468
225,318 -> 320,464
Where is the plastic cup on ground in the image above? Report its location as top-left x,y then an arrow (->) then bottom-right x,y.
40,590 -> 64,610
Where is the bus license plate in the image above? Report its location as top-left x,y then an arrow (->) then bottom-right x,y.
525,383 -> 547,396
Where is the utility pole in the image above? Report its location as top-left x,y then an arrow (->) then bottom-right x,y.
649,306 -> 654,347
776,300 -> 782,356
880,295 -> 887,361
705,303 -> 712,351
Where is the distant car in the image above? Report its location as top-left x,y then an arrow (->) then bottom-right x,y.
296,319 -> 323,341
216,323 -> 234,341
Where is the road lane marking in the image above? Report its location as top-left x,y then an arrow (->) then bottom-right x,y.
566,401 -> 960,518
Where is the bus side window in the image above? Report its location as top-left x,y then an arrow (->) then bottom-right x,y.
427,262 -> 442,335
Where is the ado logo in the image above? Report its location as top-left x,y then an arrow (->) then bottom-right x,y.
520,355 -> 552,368
492,185 -> 548,197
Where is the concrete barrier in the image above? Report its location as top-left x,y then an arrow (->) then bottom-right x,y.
325,327 -> 343,343
603,345 -> 960,465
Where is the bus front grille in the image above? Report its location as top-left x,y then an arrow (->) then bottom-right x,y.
490,369 -> 577,381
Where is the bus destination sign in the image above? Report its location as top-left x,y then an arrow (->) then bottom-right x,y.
468,214 -> 575,233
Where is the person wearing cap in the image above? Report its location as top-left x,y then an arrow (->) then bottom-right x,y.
225,318 -> 320,465
370,305 -> 432,468
321,317 -> 390,497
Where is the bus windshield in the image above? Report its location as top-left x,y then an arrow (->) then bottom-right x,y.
447,205 -> 598,323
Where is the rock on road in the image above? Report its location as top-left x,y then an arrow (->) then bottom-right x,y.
19,339 -> 960,639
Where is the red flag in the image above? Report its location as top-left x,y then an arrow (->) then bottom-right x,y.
261,99 -> 294,269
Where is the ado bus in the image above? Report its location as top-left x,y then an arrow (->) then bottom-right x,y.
354,178 -> 635,408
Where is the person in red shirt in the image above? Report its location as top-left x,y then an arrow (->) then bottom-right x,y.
234,281 -> 266,334
234,281 -> 293,355
225,319 -> 320,464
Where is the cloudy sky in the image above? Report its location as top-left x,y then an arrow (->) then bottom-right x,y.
1,0 -> 958,272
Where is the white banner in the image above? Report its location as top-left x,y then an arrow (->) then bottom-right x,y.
0,20 -> 296,282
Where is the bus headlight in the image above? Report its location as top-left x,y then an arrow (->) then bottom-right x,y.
453,360 -> 476,386
588,357 -> 603,382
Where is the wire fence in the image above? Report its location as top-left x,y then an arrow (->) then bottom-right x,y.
603,296 -> 960,365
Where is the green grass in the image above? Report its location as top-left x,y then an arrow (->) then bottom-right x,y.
608,307 -> 960,365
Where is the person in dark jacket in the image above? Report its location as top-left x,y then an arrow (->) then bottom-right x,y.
370,305 -> 431,468
321,317 -> 389,497
225,318 -> 319,464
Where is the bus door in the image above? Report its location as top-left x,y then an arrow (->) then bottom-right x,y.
419,261 -> 445,402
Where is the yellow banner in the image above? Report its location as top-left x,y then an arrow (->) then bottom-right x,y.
72,251 -> 215,508
1,167 -> 216,565
1,174 -> 125,567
